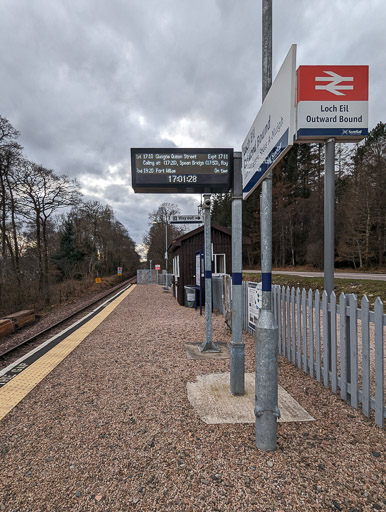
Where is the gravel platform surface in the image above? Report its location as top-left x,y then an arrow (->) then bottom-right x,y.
0,285 -> 384,511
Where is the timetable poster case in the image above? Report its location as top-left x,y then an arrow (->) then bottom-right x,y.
131,148 -> 233,194
248,281 -> 262,331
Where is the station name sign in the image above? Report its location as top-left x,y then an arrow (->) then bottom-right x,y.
242,45 -> 297,199
296,65 -> 369,141
131,148 -> 233,194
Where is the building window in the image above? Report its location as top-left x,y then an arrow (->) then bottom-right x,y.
213,253 -> 226,275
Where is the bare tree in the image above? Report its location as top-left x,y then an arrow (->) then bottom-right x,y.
144,202 -> 183,269
16,162 -> 80,300
0,116 -> 22,302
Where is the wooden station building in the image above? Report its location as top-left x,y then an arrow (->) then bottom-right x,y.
170,223 -> 250,306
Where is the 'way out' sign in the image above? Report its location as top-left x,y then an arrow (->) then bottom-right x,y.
296,65 -> 369,141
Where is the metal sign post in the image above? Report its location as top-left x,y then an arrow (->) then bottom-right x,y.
164,220 -> 169,290
199,194 -> 220,353
254,0 -> 280,452
230,153 -> 245,394
324,137 -> 335,369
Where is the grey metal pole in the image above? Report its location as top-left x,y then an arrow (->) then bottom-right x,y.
199,194 -> 220,352
164,219 -> 169,290
230,152 -> 245,394
149,259 -> 152,284
324,137 -> 335,370
262,0 -> 272,99
324,138 -> 335,297
255,0 -> 280,452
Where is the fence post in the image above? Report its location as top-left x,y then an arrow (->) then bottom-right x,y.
322,291 -> 329,387
330,291 -> 337,394
339,292 -> 348,402
361,295 -> 370,417
291,287 -> 296,364
302,288 -> 307,373
308,289 -> 314,379
348,294 -> 358,408
277,286 -> 282,353
286,287 -> 291,359
281,286 -> 286,356
374,297 -> 384,428
296,287 -> 301,369
315,290 -> 321,382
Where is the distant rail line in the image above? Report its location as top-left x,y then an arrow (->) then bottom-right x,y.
0,276 -> 136,360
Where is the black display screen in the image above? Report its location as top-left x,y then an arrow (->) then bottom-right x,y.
131,148 -> 233,193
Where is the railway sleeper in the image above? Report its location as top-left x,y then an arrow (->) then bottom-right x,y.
0,310 -> 36,338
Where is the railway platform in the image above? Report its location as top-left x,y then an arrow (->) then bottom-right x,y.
0,284 -> 384,511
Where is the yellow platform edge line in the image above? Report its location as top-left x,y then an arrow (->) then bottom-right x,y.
0,284 -> 136,421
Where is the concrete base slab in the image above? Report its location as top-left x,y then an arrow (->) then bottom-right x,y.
187,372 -> 314,424
185,342 -> 230,360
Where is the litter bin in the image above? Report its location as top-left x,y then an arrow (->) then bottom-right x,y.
184,286 -> 196,308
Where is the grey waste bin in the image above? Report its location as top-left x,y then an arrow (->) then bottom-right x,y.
184,286 -> 195,307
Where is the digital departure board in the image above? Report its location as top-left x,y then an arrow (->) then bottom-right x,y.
131,148 -> 233,193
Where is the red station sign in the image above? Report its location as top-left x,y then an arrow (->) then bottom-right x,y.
296,65 -> 369,141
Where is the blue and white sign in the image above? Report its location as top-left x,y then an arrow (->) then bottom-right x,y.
242,45 -> 297,199
170,214 -> 203,224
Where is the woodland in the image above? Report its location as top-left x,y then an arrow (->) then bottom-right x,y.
0,116 -> 140,315
211,122 -> 386,270
1,115 -> 385,315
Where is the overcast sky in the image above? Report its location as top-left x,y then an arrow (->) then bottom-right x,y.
1,0 -> 384,251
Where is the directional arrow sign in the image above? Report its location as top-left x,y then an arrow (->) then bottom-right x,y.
296,65 -> 368,141
170,214 -> 203,224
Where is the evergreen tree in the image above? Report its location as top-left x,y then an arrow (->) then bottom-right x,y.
53,220 -> 85,279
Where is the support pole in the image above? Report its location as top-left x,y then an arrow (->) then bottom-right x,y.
199,194 -> 220,352
230,152 -> 245,394
324,137 -> 335,369
255,0 -> 280,452
324,138 -> 335,296
164,219 -> 169,290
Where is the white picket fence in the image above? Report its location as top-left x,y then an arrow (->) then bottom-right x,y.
241,282 -> 385,428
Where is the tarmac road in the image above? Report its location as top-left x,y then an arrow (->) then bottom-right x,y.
243,270 -> 386,281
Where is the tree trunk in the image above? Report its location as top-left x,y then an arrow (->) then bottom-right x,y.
36,213 -> 44,294
42,219 -> 50,303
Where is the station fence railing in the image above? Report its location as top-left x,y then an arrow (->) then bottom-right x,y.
213,275 -> 385,428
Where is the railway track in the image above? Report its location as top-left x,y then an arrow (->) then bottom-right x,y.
0,276 -> 136,361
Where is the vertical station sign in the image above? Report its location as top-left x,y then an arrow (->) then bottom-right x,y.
242,45 -> 297,199
296,65 -> 369,141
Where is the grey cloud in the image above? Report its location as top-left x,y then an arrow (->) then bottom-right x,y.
1,0 -> 384,245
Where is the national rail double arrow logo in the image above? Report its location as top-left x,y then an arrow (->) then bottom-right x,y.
314,71 -> 354,96
297,65 -> 368,102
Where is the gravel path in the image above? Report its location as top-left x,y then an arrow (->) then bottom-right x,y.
0,285 -> 384,511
